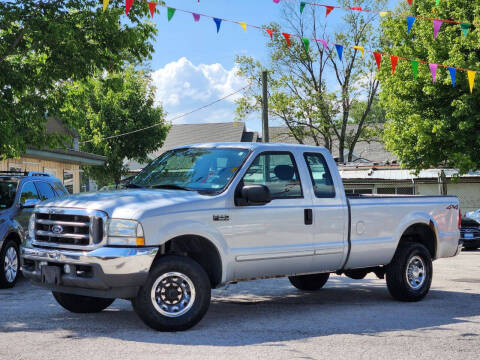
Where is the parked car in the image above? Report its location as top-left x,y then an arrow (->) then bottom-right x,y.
0,171 -> 68,288
460,216 -> 480,250
465,209 -> 480,223
21,143 -> 461,331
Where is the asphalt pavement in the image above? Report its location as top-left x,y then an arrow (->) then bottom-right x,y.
1,250 -> 480,360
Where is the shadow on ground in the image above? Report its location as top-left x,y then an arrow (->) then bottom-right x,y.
1,275 -> 480,346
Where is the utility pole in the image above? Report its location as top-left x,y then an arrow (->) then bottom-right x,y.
261,71 -> 269,143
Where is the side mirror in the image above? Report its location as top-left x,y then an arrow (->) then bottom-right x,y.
21,198 -> 40,209
240,185 -> 271,206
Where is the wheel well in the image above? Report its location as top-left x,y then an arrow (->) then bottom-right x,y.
399,223 -> 437,259
4,232 -> 21,246
155,235 -> 223,288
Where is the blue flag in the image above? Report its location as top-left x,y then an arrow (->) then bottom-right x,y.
448,67 -> 456,87
213,18 -> 222,33
335,44 -> 343,61
407,16 -> 416,34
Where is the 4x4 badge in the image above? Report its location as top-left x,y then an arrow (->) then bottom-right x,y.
213,215 -> 229,221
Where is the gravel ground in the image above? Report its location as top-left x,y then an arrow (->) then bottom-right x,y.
1,250 -> 480,360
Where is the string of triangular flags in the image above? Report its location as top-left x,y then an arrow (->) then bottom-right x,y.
287,0 -> 477,39
103,0 -> 478,92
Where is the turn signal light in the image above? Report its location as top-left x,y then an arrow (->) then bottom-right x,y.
136,237 -> 145,246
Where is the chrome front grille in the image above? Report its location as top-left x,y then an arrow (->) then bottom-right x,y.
32,208 -> 107,250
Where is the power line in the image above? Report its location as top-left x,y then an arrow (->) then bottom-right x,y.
80,83 -> 251,144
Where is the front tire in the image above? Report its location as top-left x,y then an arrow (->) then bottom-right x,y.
288,273 -> 330,291
132,255 -> 211,331
52,292 -> 115,313
0,240 -> 20,289
385,242 -> 433,302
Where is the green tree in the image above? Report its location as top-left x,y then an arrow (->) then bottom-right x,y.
60,68 -> 169,187
0,0 -> 157,159
380,1 -> 480,173
235,0 -> 386,162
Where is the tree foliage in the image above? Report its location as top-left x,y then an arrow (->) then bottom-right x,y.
59,68 -> 169,187
235,0 -> 386,162
0,0 -> 157,159
379,1 -> 480,173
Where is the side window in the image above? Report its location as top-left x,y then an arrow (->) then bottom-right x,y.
242,152 -> 302,198
36,182 -> 57,200
304,153 -> 335,198
19,182 -> 39,204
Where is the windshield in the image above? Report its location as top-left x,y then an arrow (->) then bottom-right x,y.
130,147 -> 250,193
0,180 -> 18,209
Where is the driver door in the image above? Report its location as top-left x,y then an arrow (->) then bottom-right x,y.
13,181 -> 40,235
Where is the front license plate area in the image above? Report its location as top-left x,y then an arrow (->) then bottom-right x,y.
41,265 -> 62,285
464,233 -> 474,239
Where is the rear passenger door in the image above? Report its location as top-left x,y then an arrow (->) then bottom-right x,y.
229,151 -> 315,279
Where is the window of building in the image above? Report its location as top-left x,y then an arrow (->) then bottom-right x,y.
304,153 -> 335,198
63,169 -> 74,194
43,168 -> 58,178
242,152 -> 302,199
345,188 -> 373,195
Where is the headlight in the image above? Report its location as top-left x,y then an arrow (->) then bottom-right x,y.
28,213 -> 36,239
107,219 -> 145,246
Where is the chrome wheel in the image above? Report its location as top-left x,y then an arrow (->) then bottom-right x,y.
151,272 -> 196,318
4,246 -> 18,283
406,255 -> 425,290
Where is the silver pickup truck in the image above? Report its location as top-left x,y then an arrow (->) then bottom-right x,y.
21,143 -> 462,331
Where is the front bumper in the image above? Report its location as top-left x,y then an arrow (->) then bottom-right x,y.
21,241 -> 157,299
460,236 -> 480,249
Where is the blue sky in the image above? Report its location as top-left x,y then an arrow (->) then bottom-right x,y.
146,0 -> 400,132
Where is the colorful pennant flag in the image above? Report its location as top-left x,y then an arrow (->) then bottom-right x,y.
300,2 -> 306,14
353,46 -> 364,58
468,71 -> 476,93
266,29 -> 274,39
411,60 -> 418,80
391,56 -> 398,74
282,33 -> 292,46
125,0 -> 134,16
319,39 -> 328,50
302,38 -> 310,52
460,23 -> 470,37
435,0 -> 440,5
325,6 -> 334,17
429,63 -> 438,82
407,0 -> 413,5
433,20 -> 443,39
239,22 -> 247,32
167,7 -> 175,21
335,44 -> 343,61
193,13 -> 200,22
103,0 -> 109,12
213,18 -> 222,33
148,2 -> 156,18
373,52 -> 382,70
273,0 -> 280,3
407,17 -> 416,34
448,67 -> 456,87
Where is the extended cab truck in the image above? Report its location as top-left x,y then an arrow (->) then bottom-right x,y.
21,143 -> 462,331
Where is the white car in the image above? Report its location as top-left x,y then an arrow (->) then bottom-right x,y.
22,143 -> 462,331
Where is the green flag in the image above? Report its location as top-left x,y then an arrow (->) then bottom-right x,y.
435,0 -> 440,5
411,60 -> 419,80
167,7 -> 175,21
300,2 -> 306,14
460,23 -> 470,37
302,37 -> 309,52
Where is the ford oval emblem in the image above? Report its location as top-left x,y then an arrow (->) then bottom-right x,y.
51,224 -> 64,234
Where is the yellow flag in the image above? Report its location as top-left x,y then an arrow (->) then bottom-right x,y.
353,46 -> 364,58
103,0 -> 109,12
239,22 -> 247,32
379,11 -> 389,17
468,71 -> 476,93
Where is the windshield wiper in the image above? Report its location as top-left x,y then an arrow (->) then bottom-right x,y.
151,184 -> 192,191
125,183 -> 143,188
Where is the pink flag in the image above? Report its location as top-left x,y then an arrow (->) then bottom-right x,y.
429,63 -> 438,82
433,20 -> 443,39
319,39 -> 328,50
273,0 -> 280,3
193,13 -> 200,22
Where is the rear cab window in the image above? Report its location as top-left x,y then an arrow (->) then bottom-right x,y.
304,152 -> 335,198
0,178 -> 19,209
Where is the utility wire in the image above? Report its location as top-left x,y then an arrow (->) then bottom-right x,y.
80,82 -> 251,144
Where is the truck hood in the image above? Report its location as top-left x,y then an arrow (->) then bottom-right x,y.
36,189 -> 213,219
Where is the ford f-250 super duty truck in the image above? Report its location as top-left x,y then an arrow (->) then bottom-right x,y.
21,143 -> 462,331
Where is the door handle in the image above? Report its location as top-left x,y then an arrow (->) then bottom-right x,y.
304,209 -> 313,225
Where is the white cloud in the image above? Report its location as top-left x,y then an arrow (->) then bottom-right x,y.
151,57 -> 247,125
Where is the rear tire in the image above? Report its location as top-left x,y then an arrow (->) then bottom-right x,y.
0,240 -> 20,289
288,273 -> 330,291
52,292 -> 115,313
385,242 -> 432,302
132,255 -> 211,331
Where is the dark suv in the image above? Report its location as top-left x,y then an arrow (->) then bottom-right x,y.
0,171 -> 68,288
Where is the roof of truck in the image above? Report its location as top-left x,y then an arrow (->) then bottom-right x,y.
171,142 -> 328,151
